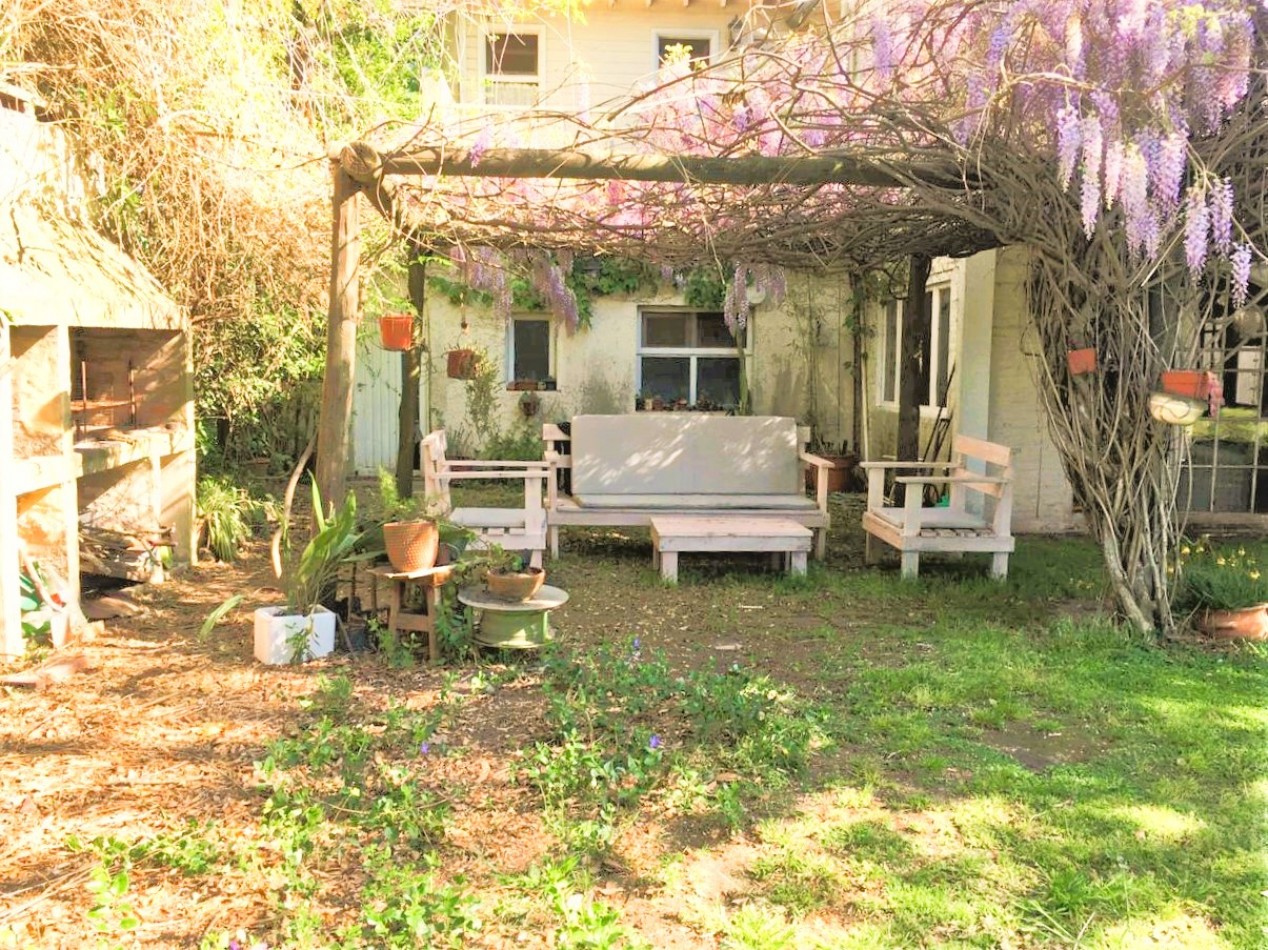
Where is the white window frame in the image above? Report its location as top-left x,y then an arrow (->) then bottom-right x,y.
651,29 -> 719,70
481,27 -> 542,108
876,283 -> 954,411
635,308 -> 751,405
506,315 -> 553,384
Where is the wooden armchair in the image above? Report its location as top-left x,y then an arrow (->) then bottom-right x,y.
420,430 -> 550,568
859,435 -> 1015,579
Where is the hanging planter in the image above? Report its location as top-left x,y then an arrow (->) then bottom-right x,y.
447,348 -> 479,379
519,391 -> 541,418
1066,347 -> 1097,375
1148,391 -> 1205,426
1160,370 -> 1219,400
378,312 -> 414,351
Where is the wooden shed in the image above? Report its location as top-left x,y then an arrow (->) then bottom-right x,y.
0,86 -> 195,660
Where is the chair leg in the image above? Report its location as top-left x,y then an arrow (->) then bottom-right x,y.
990,552 -> 1009,580
660,551 -> 678,585
900,551 -> 920,579
529,548 -> 543,570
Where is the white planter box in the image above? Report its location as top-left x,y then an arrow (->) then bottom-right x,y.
253,606 -> 336,665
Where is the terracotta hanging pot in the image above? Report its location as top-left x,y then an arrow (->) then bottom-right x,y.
379,313 -> 414,351
1066,347 -> 1097,375
447,348 -> 479,379
1160,370 -> 1219,401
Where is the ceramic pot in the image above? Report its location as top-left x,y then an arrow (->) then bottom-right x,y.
379,313 -> 413,351
486,567 -> 546,602
1198,604 -> 1268,641
253,605 -> 336,664
383,519 -> 439,573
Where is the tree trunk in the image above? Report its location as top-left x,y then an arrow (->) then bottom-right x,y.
395,256 -> 425,498
897,254 -> 931,464
314,163 -> 361,518
1026,218 -> 1187,637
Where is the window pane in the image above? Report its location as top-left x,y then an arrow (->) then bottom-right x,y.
513,320 -> 550,381
657,36 -> 712,66
696,312 -> 736,348
697,358 -> 740,406
486,34 -> 538,76
935,289 -> 951,406
882,300 -> 898,403
643,313 -> 689,347
641,357 -> 690,401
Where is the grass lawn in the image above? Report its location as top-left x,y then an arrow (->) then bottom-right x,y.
1,490 -> 1264,948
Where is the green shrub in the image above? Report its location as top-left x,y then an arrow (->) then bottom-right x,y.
196,475 -> 265,561
1176,541 -> 1268,610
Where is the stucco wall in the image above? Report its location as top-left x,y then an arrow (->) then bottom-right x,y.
985,247 -> 1080,532
420,270 -> 851,455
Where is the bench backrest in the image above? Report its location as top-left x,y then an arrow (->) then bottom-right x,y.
568,414 -> 801,497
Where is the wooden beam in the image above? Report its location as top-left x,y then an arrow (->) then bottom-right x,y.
364,143 -> 966,190
0,320 -> 21,659
314,161 -> 362,518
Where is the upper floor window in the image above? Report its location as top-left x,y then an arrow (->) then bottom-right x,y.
877,284 -> 953,409
484,32 -> 540,107
654,31 -> 714,70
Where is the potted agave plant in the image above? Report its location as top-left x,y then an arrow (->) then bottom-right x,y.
1176,540 -> 1268,641
253,484 -> 361,664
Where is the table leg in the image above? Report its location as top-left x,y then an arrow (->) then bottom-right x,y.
425,585 -> 441,663
387,580 -> 403,636
660,551 -> 678,585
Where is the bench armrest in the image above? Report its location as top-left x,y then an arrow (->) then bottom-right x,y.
799,451 -> 834,468
857,460 -> 956,470
894,474 -> 1008,486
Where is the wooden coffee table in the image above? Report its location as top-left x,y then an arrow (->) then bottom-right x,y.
649,516 -> 812,584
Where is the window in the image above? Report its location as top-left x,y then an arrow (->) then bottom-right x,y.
484,31 -> 539,107
637,310 -> 745,406
509,317 -> 551,383
877,284 -> 954,408
654,31 -> 714,69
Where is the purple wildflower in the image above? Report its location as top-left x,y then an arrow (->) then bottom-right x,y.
229,941 -> 241,950
1210,179 -> 1234,253
1184,186 -> 1211,273
419,741 -> 431,756
469,128 -> 491,168
1231,244 -> 1253,307
631,637 -> 641,652
649,735 -> 662,750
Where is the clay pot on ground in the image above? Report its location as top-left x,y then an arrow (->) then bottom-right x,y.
1197,604 -> 1268,641
382,519 -> 440,573
485,566 -> 546,602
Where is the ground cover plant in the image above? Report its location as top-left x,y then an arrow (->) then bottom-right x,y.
0,492 -> 1264,947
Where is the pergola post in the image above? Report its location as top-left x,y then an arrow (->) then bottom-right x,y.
315,160 -> 362,516
0,321 -> 21,659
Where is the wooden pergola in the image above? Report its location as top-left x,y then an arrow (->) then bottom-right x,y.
315,137 -> 999,509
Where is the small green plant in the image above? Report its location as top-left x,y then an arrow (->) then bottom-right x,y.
1176,539 -> 1268,610
85,863 -> 138,944
287,482 -> 361,612
197,475 -> 266,561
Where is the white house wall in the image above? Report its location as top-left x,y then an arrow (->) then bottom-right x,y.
422,271 -> 850,453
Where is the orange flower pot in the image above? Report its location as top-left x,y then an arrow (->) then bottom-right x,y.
1066,347 -> 1097,375
379,313 -> 414,351
1161,370 -> 1218,400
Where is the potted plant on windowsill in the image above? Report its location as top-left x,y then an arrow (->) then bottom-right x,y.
1176,540 -> 1268,641
253,484 -> 361,664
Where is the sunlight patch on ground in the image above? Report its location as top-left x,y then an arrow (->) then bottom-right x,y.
1108,804 -> 1206,842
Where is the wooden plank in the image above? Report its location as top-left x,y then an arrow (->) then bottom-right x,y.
953,434 -> 1012,468
0,320 -> 21,660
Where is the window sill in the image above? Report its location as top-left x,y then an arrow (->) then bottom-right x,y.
506,382 -> 556,392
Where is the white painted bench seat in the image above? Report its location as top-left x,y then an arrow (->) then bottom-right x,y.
544,415 -> 833,558
860,435 -> 1015,579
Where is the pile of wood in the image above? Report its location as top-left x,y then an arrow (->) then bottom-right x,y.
79,524 -> 172,583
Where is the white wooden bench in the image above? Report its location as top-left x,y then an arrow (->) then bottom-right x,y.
649,515 -> 812,584
420,430 -> 550,568
859,435 -> 1015,579
542,415 -> 833,559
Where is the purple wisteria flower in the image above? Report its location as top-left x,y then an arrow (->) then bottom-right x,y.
1056,106 -> 1081,190
1210,179 -> 1234,253
1231,244 -> 1252,307
1184,185 -> 1210,273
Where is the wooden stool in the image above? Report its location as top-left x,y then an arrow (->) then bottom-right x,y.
366,564 -> 454,663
